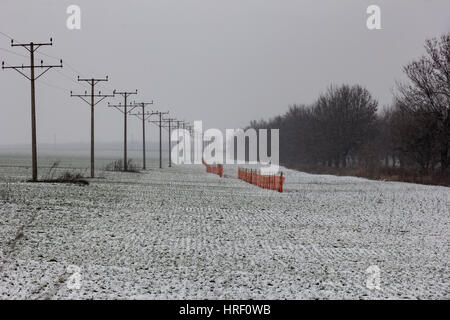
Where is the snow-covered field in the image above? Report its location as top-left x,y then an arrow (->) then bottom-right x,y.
0,156 -> 449,299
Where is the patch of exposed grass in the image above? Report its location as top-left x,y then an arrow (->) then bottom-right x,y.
38,171 -> 89,185
30,161 -> 90,185
104,159 -> 140,173
0,180 -> 13,203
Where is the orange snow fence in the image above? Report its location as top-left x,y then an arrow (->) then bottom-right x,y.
202,159 -> 223,178
238,168 -> 285,192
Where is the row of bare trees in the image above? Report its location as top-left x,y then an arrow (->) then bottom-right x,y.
250,34 -> 449,175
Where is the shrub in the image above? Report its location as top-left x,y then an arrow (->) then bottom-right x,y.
104,159 -> 140,173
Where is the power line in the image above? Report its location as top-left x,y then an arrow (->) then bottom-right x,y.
1,31 -> 85,79
0,47 -> 29,59
36,49 -> 77,68
37,50 -> 85,78
54,69 -> 88,89
0,49 -> 84,92
36,78 -> 69,93
0,31 -> 14,41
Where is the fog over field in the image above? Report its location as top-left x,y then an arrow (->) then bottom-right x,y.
1,0 -> 449,145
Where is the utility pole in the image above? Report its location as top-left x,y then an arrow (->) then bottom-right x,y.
130,101 -> 154,170
108,90 -> 138,171
163,118 -> 177,167
149,111 -> 169,169
175,120 -> 183,161
2,38 -> 62,182
185,123 -> 194,163
181,122 -> 194,164
182,122 -> 187,163
70,76 -> 113,178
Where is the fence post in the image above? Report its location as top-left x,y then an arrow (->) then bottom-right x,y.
257,170 -> 260,187
279,172 -> 284,192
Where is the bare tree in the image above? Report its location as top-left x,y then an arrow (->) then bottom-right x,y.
313,85 -> 378,167
397,33 -> 450,172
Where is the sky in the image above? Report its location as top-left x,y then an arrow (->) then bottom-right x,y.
0,0 -> 449,145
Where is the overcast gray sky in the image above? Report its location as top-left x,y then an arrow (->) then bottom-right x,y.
0,0 -> 449,145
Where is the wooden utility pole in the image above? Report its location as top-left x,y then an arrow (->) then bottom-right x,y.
175,120 -> 183,161
181,122 -> 194,164
185,123 -> 194,163
130,101 -> 154,170
163,118 -> 177,167
2,38 -> 62,182
182,122 -> 187,163
108,90 -> 138,171
70,77 -> 113,178
149,111 -> 169,169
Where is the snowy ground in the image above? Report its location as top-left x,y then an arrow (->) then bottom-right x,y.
0,156 -> 449,299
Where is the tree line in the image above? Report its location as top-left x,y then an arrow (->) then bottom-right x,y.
250,34 -> 449,179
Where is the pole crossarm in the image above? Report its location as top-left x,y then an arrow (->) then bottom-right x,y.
130,101 -> 154,107
71,91 -> 114,106
108,90 -> 139,114
113,89 -> 138,98
175,120 -> 186,130
71,77 -> 114,105
77,76 -> 109,86
11,38 -> 53,50
2,39 -> 63,82
130,111 -> 157,121
129,101 -> 155,120
107,103 -> 138,114
154,117 -> 177,130
148,111 -> 169,127
71,93 -> 113,106
2,61 -> 63,80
